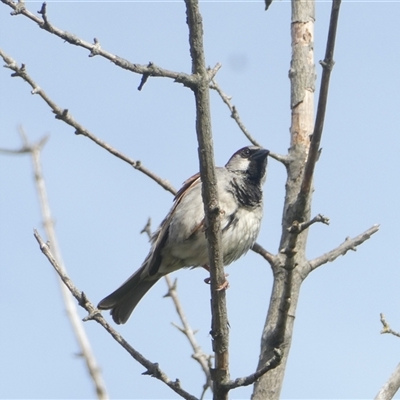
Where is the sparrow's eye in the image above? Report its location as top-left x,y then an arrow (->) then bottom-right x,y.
240,148 -> 251,158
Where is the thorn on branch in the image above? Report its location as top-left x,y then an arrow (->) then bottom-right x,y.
342,237 -> 356,254
173,379 -> 181,389
11,0 -> 25,15
10,63 -> 26,78
82,308 -> 102,322
265,0 -> 273,11
54,109 -> 69,120
171,322 -> 186,334
163,278 -> 177,298
207,62 -> 222,81
37,2 -> 50,28
89,38 -> 101,57
142,362 -> 161,378
319,58 -> 335,71
79,291 -> 89,307
138,62 -> 153,91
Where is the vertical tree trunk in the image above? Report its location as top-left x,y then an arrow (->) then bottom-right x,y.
251,1 -> 315,398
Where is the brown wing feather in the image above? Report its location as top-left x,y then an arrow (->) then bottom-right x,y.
145,173 -> 202,275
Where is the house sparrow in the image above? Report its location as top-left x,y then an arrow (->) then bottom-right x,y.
98,146 -> 269,324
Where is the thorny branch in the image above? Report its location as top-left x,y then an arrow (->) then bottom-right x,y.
0,48 -> 176,195
33,230 -> 198,400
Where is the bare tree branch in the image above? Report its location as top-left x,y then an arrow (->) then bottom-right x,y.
223,348 -> 282,390
0,48 -> 176,195
184,1 -> 229,398
0,129 -> 109,399
375,316 -> 400,399
307,224 -> 380,273
33,230 -> 198,400
164,276 -> 213,396
380,314 -> 400,339
252,0 -> 341,397
140,220 -> 212,397
1,0 -> 197,88
287,214 -> 330,234
210,80 -> 261,147
375,363 -> 400,400
251,243 -> 276,268
210,79 -> 288,165
300,0 -> 342,197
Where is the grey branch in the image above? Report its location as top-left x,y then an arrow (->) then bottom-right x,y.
287,214 -> 330,234
380,313 -> 400,339
165,276 -> 213,397
300,0 -> 342,197
140,220 -> 212,396
223,348 -> 282,390
251,242 -> 276,268
0,48 -> 176,195
33,230 -> 198,400
210,79 -> 288,165
375,362 -> 400,400
2,128 -> 109,399
308,224 -> 380,273
1,0 -> 197,88
210,80 -> 261,147
184,1 -> 229,399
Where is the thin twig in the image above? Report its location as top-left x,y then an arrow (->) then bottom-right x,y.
251,243 -> 276,268
1,0 -> 197,88
223,348 -> 282,390
164,276 -> 213,395
300,0 -> 342,197
380,313 -> 400,339
33,230 -> 198,400
0,48 -> 176,195
1,129 -> 109,399
308,224 -> 380,273
210,80 -> 288,165
140,220 -> 213,396
287,214 -> 330,234
210,80 -> 261,147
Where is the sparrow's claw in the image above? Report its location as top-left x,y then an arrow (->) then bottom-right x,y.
204,273 -> 230,291
216,278 -> 230,291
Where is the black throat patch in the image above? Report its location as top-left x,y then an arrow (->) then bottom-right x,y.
230,176 -> 263,208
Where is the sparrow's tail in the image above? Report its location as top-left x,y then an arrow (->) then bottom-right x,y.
97,268 -> 159,324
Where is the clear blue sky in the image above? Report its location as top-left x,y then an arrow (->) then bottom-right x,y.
1,1 -> 400,399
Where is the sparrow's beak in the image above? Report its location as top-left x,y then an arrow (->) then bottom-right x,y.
251,148 -> 270,161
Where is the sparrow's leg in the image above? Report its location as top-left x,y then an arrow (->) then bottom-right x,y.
202,265 -> 230,290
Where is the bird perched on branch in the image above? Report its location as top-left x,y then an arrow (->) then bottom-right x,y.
98,146 -> 269,324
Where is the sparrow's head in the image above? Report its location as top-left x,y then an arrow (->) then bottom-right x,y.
226,146 -> 269,185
